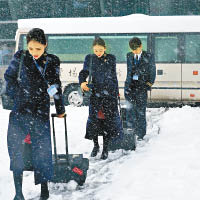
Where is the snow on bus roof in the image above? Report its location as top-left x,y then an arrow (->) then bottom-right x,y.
17,14 -> 200,34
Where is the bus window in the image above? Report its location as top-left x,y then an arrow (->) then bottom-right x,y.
185,34 -> 200,63
155,36 -> 178,63
22,36 -> 27,50
0,45 -> 15,67
17,35 -> 27,50
47,35 -> 94,62
100,35 -> 147,63
20,34 -> 148,63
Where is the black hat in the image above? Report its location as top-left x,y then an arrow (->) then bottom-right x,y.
129,37 -> 142,50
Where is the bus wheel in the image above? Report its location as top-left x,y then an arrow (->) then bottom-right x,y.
63,84 -> 88,106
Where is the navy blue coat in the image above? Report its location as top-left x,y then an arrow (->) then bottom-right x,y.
4,50 -> 65,184
124,51 -> 156,138
124,51 -> 156,101
79,54 -> 123,140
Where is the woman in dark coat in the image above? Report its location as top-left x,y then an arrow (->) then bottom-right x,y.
4,28 -> 65,200
79,37 -> 123,160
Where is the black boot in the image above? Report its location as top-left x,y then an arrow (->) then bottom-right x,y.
40,182 -> 49,200
100,148 -> 108,160
90,137 -> 100,157
13,172 -> 25,200
100,136 -> 109,160
90,145 -> 100,157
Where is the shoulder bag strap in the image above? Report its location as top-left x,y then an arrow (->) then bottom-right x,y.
17,51 -> 25,82
33,56 -> 49,86
87,54 -> 93,84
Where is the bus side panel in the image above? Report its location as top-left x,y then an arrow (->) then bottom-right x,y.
151,64 -> 182,101
182,64 -> 200,101
60,63 -> 83,86
117,64 -> 126,100
60,63 -> 129,100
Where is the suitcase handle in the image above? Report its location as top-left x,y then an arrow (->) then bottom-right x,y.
51,113 -> 67,117
51,113 -> 69,163
117,95 -> 124,129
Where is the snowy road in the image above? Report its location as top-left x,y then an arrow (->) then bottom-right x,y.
1,105 -> 200,200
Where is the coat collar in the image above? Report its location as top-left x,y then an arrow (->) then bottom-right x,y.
129,51 -> 146,65
25,50 -> 48,67
94,53 -> 109,63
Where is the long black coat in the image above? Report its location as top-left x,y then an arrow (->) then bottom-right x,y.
4,50 -> 65,184
124,51 -> 156,138
79,53 -> 123,140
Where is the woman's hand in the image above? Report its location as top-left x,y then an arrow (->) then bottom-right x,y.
57,113 -> 66,118
81,82 -> 90,92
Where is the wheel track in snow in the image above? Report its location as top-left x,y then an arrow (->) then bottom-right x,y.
46,107 -> 168,200
146,107 -> 168,134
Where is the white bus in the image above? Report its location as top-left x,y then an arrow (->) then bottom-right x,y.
13,14 -> 200,106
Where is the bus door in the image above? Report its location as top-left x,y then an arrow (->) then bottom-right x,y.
181,34 -> 200,102
151,34 -> 182,103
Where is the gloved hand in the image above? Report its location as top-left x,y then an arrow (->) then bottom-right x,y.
57,113 -> 66,118
146,82 -> 153,87
81,82 -> 90,92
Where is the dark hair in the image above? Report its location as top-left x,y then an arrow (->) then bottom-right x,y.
129,37 -> 142,50
93,37 -> 106,48
26,28 -> 47,45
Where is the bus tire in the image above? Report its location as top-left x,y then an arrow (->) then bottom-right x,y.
63,84 -> 89,106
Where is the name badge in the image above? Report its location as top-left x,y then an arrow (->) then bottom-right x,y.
47,84 -> 58,97
133,75 -> 139,80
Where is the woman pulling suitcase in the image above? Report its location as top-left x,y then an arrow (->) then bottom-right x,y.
4,28 -> 65,200
79,37 -> 123,160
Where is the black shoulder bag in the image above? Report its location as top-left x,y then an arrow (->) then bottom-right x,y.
1,52 -> 24,110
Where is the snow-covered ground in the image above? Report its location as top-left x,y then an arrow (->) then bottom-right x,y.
1,105 -> 200,200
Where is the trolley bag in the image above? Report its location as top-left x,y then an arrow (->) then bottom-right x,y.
51,114 -> 89,186
109,123 -> 136,151
108,98 -> 136,151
